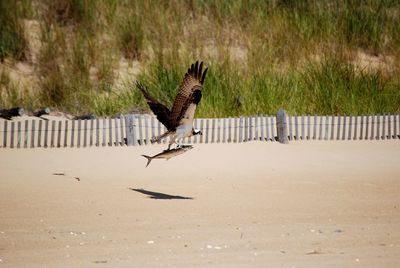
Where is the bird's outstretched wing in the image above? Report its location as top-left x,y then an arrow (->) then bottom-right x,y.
136,81 -> 172,130
169,61 -> 208,127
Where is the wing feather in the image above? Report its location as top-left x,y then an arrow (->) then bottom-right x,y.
169,61 -> 208,127
136,81 -> 173,130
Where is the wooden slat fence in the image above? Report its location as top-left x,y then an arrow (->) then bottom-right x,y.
0,113 -> 399,148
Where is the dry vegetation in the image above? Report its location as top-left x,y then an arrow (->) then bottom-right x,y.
0,0 -> 399,116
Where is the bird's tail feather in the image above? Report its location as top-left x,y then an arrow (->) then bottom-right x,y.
141,155 -> 152,168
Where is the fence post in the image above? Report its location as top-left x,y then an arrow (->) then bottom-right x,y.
276,109 -> 289,144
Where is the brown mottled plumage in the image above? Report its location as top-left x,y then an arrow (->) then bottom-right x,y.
136,61 -> 208,149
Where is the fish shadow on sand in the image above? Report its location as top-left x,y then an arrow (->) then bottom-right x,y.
130,188 -> 194,200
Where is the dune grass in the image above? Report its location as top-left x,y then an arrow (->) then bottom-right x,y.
1,0 -> 399,116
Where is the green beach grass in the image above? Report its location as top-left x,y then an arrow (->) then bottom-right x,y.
0,0 -> 399,117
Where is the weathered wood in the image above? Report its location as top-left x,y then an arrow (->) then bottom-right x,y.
347,116 -> 352,140
376,114 -> 381,140
222,118 -> 227,143
144,116 -> 149,145
77,120 -> 82,148
387,114 -> 391,140
108,118 -> 113,146
370,115 -> 375,140
365,115 -> 370,140
211,118 -> 215,143
70,119 -> 75,147
94,119 -> 99,146
102,118 -> 106,146
359,116 -> 364,140
330,116 -> 335,140
89,119 -> 94,146
205,119 -> 210,143
263,115 -> 271,141
288,116 -> 293,141
313,116 -> 317,140
31,120 -> 36,148
239,117 -> 243,143
50,120 -> 56,147
10,122 -> 15,148
353,116 -> 358,140
115,118 -> 120,146
301,116 -> 305,140
217,118 -> 222,143
64,120 -> 68,147
317,116 -> 322,140
259,115 -> 264,141
228,117 -> 232,143
125,115 -> 133,146
200,119 -> 204,143
276,109 -> 288,144
382,114 -> 386,140
57,121 -> 62,148
150,116 -> 155,144
294,116 -> 299,140
341,116 -> 347,140
137,116 -> 143,145
336,116 -> 341,140
83,120 -> 88,147
120,116 -> 125,146
24,120 -> 29,148
44,120 -> 49,148
17,121 -> 21,148
38,120 -> 43,147
324,116 -> 329,141
2,121 -> 7,147
270,116 -> 276,142
393,114 -> 397,139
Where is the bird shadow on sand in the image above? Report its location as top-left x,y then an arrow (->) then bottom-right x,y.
129,188 -> 194,200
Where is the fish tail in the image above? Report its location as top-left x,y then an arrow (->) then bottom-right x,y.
141,155 -> 152,167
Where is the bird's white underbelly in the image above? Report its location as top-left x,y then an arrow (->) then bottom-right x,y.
176,123 -> 192,140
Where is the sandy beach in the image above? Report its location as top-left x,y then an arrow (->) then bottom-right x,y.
0,140 -> 399,267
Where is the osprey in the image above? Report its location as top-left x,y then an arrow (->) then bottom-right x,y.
137,61 -> 208,149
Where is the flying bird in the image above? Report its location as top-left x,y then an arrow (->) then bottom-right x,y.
136,61 -> 208,149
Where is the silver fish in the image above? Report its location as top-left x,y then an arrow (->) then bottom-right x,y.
142,145 -> 193,167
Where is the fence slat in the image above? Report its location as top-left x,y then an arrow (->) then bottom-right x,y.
394,114 -> 397,139
222,118 -> 226,143
341,116 -> 347,140
31,120 -> 35,148
387,114 -> 391,140
365,115 -> 370,140
2,121 -> 7,148
347,116 -> 352,140
101,118 -> 106,146
359,116 -> 364,140
211,118 -> 215,143
228,117 -> 232,143
353,116 -> 358,140
376,114 -> 381,140
83,119 -> 87,147
312,116 -> 317,140
300,116 -> 305,140
113,118 -> 118,146
324,116 -> 329,141
217,118 -> 222,143
382,114 -> 386,140
294,116 -> 299,140
370,115 -> 375,140
50,120 -> 55,147
89,119 -> 94,146
44,120 -> 49,148
288,116 -> 293,141
57,121 -> 62,148
270,116 -> 276,142
24,120 -> 29,148
318,116 -> 323,140
17,121 -> 21,148
10,122 -> 15,148
144,116 -> 149,145
108,118 -> 113,146
330,116 -> 335,140
239,117 -> 243,143
64,120 -> 68,147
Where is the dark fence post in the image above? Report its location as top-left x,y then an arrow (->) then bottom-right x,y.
276,109 -> 289,144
